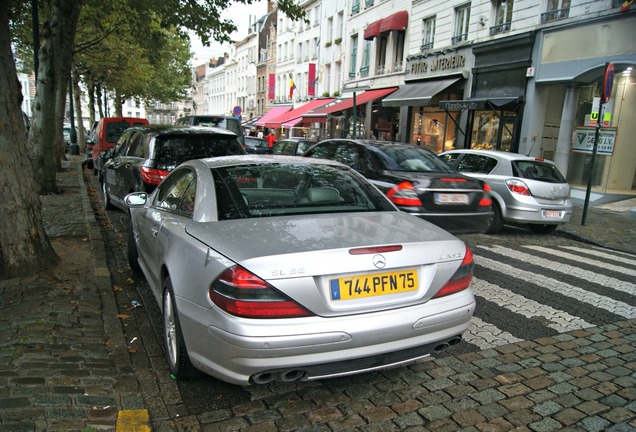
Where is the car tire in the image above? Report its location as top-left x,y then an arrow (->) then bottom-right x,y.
163,278 -> 197,379
528,223 -> 558,234
127,224 -> 141,274
486,202 -> 504,234
102,179 -> 115,210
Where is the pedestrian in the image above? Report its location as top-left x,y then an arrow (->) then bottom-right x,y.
369,131 -> 376,140
265,129 -> 277,148
256,127 -> 264,139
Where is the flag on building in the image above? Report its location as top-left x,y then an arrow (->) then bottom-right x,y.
289,74 -> 296,98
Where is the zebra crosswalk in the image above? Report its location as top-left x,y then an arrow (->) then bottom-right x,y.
452,241 -> 636,354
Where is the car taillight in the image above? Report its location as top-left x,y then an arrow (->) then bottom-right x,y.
209,265 -> 312,318
140,167 -> 170,185
386,181 -> 422,206
479,183 -> 492,207
506,179 -> 531,196
433,247 -> 474,299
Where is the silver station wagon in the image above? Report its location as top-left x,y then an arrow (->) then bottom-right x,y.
439,150 -> 572,234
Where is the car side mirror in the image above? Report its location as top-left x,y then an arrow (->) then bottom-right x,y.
125,192 -> 148,207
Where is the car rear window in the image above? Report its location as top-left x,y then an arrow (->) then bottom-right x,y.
375,144 -> 455,173
212,163 -> 395,220
513,161 -> 566,183
192,117 -> 241,136
105,122 -> 135,143
154,135 -> 245,171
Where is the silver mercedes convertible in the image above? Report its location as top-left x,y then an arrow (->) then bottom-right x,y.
125,155 -> 476,385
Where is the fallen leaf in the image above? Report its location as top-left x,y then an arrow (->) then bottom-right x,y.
116,314 -> 130,320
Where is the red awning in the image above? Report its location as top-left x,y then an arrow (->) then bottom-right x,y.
363,19 -> 383,40
379,11 -> 408,33
255,106 -> 292,127
303,87 -> 398,119
264,98 -> 336,128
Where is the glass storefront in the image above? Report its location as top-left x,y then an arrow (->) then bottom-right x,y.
470,110 -> 517,151
567,72 -> 636,191
410,108 -> 459,153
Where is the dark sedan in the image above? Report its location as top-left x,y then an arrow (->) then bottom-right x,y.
304,139 -> 493,234
101,125 -> 245,212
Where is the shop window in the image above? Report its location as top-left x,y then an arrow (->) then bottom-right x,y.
411,109 -> 458,153
470,111 -> 516,151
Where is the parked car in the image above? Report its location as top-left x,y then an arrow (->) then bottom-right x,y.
269,138 -> 314,156
303,139 -> 493,234
91,117 -> 149,174
125,155 -> 476,384
101,125 -> 245,212
63,123 -> 74,152
244,136 -> 269,154
439,149 -> 573,234
175,115 -> 245,147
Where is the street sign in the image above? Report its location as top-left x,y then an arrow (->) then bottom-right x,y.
233,105 -> 242,116
602,63 -> 614,104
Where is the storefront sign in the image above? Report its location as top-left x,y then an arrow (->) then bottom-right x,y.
589,97 -> 613,127
573,127 -> 617,155
408,54 -> 465,76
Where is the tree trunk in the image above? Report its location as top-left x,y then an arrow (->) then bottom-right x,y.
87,78 -> 96,129
0,3 -> 58,278
96,83 -> 104,118
30,0 -> 81,192
72,70 -> 86,153
114,89 -> 123,116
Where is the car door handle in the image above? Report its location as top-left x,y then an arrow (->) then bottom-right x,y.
151,227 -> 159,237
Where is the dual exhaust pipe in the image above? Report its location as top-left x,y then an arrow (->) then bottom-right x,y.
250,336 -> 463,385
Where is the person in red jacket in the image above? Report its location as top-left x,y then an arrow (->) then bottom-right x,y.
265,130 -> 277,148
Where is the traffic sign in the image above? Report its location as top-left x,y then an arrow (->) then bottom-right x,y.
602,63 -> 614,104
233,105 -> 242,116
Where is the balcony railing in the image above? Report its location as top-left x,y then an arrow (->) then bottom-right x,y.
349,71 -> 356,78
451,33 -> 468,44
359,66 -> 370,78
489,22 -> 511,36
365,0 -> 374,7
352,2 -> 360,14
420,41 -> 434,52
376,64 -> 386,75
541,7 -> 569,23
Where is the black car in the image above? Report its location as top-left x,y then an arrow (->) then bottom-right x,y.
244,136 -> 269,154
101,125 -> 245,212
269,138 -> 314,156
303,139 -> 493,234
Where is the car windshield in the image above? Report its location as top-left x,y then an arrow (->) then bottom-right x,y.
212,163 -> 395,220
154,135 -> 244,171
375,144 -> 455,173
512,160 -> 567,183
245,138 -> 267,148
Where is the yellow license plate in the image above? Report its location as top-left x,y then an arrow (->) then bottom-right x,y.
330,270 -> 418,301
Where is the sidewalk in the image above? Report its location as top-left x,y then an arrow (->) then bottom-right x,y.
0,157 -> 634,431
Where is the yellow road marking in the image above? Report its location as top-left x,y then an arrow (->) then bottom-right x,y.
116,409 -> 151,431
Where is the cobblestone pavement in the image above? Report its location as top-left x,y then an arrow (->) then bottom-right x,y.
0,157 -> 634,431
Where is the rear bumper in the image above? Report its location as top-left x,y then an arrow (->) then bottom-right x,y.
504,205 -> 573,225
180,290 -> 476,385
408,210 -> 493,234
